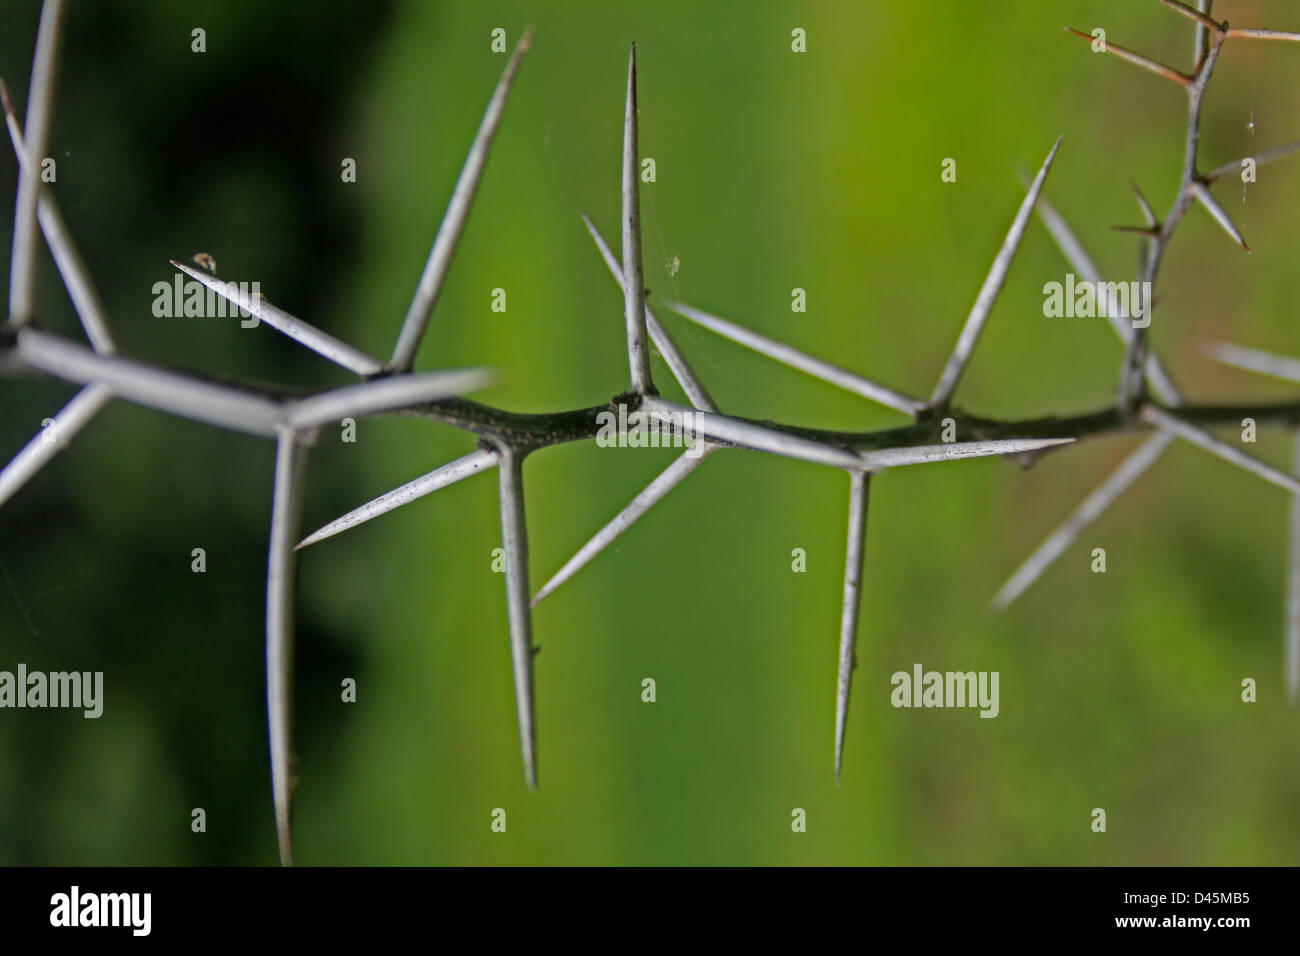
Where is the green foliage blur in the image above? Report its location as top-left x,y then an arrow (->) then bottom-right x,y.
1,0 -> 1298,865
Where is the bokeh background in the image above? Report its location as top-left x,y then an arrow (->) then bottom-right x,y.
1,0 -> 1299,865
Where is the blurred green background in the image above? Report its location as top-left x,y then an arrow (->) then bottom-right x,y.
2,0 -> 1299,865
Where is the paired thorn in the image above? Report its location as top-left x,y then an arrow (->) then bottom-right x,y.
636,395 -> 1075,473
8,0 -> 66,328
1028,188 -> 1181,406
637,395 -> 863,470
1202,341 -> 1300,384
531,444 -> 716,608
496,447 -> 538,790
170,261 -> 382,377
1226,27 -> 1300,43
1065,27 -> 1193,88
12,328 -> 490,437
860,437 -> 1074,470
665,300 -> 922,416
621,43 -> 654,395
1130,180 -> 1158,228
1142,405 -> 1300,495
1203,139 -> 1300,184
15,328 -> 286,436
1025,185 -> 1103,285
834,471 -> 870,784
1191,182 -> 1250,251
284,369 -> 494,429
389,25 -> 533,372
929,136 -> 1062,409
0,383 -> 111,508
296,449 -> 498,550
2,78 -> 114,354
582,214 -> 715,411
641,396 -> 863,469
266,429 -> 309,866
990,432 -> 1174,612
0,63 -> 120,508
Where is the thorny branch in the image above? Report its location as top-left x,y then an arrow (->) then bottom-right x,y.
4,1 -> 1300,863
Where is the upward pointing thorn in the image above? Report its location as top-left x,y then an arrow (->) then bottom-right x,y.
622,43 -> 654,395
929,135 -> 1062,409
9,0 -> 67,328
388,25 -> 533,372
583,214 -> 718,410
1130,179 -> 1158,227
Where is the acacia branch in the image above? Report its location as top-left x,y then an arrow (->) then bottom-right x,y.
8,340 -> 1300,456
8,2 -> 1300,866
1117,24 -> 1227,415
